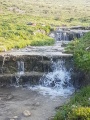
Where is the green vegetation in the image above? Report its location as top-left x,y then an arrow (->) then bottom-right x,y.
0,0 -> 90,26
0,14 -> 54,51
0,0 -> 90,119
0,0 -> 90,51
68,107 -> 90,120
54,86 -> 90,120
66,32 -> 90,71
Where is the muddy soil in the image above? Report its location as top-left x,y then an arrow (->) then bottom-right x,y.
0,87 -> 70,120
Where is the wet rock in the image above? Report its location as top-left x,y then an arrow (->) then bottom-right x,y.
23,110 -> 31,117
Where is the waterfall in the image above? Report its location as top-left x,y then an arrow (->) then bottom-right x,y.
15,61 -> 24,86
40,61 -> 71,88
29,60 -> 74,97
17,61 -> 24,73
55,28 -> 85,41
56,31 -> 69,41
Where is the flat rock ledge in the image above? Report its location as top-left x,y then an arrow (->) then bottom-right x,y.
0,72 -> 44,86
0,42 -> 73,58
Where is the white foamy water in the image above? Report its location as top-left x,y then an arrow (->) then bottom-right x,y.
29,60 -> 75,97
29,85 -> 74,97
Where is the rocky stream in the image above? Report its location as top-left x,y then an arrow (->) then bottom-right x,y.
0,27 -> 90,120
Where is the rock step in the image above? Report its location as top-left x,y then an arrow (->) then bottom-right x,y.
0,55 -> 73,74
0,54 -> 73,61
0,72 -> 44,86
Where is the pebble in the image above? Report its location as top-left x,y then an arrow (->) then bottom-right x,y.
23,110 -> 31,117
13,116 -> 18,119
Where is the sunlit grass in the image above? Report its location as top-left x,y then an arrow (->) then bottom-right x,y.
0,0 -> 90,51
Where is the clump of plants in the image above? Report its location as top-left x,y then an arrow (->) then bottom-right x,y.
68,107 -> 90,120
30,36 -> 54,46
66,32 -> 90,71
54,86 -> 90,120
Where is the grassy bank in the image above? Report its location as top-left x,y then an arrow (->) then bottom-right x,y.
0,0 -> 90,51
0,0 -> 90,26
0,14 -> 54,51
54,86 -> 90,120
66,32 -> 90,71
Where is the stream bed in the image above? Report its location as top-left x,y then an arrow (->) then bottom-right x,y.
0,58 -> 75,120
0,87 -> 70,120
0,41 -> 82,120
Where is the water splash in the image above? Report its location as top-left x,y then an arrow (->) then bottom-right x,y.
29,60 -> 74,97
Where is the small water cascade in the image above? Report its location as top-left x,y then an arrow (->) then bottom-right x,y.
29,59 -> 74,97
15,61 -> 24,86
56,31 -> 69,41
55,28 -> 86,41
17,61 -> 24,73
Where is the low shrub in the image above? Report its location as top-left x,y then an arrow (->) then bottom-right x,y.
68,107 -> 90,120
54,86 -> 90,120
66,32 -> 90,71
30,37 -> 54,46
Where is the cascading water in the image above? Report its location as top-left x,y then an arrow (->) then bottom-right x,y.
55,28 -> 85,41
15,61 -> 24,86
17,61 -> 24,73
56,32 -> 69,41
29,60 -> 74,97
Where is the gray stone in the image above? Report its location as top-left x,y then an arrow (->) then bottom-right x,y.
23,110 -> 31,117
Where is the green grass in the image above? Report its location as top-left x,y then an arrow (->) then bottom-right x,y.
0,0 -> 90,51
0,1 -> 90,119
0,14 -> 55,51
0,0 -> 90,26
54,86 -> 90,120
66,32 -> 90,71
